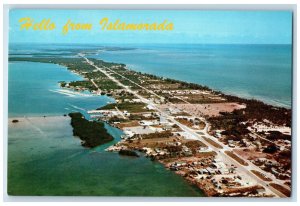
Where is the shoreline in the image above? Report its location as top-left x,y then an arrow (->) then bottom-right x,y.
9,60 -> 291,110
8,116 -> 204,197
8,55 -> 291,197
123,64 -> 291,109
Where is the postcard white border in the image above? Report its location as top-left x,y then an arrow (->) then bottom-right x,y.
1,3 -> 298,204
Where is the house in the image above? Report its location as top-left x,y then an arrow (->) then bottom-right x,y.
159,116 -> 168,124
139,120 -> 158,126
123,110 -> 130,117
132,99 -> 142,103
206,168 -> 216,175
198,146 -> 209,152
123,130 -> 135,138
146,105 -> 156,110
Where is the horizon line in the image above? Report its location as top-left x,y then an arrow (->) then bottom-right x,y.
9,42 -> 293,45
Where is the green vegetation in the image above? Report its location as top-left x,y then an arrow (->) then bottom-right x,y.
119,79 -> 140,89
184,140 -> 207,154
9,57 -> 122,92
68,112 -> 113,148
140,131 -> 173,139
9,57 -> 96,73
208,110 -> 251,143
93,59 -> 125,69
164,78 -> 211,91
251,170 -> 272,181
93,79 -> 122,90
84,71 -> 107,79
265,131 -> 291,141
69,80 -> 97,91
202,136 -> 223,149
59,81 -> 67,87
115,91 -> 135,101
97,102 -> 149,113
118,149 -> 139,157
9,57 -> 123,75
10,56 -> 291,131
223,95 -> 291,126
225,151 -> 249,166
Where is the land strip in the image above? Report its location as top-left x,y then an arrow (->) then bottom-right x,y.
10,54 -> 292,197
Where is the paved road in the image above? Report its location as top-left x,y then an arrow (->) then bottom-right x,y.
81,54 -> 288,197
90,79 -> 99,89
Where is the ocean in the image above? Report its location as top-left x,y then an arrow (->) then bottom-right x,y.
7,61 -> 203,196
9,43 -> 292,108
8,61 -> 115,117
7,43 -> 292,196
89,44 -> 292,108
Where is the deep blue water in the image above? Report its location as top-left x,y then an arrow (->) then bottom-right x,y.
9,43 -> 292,108
89,44 -> 292,108
7,43 -> 292,196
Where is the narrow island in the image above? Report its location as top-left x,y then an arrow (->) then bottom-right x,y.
68,112 -> 113,148
10,53 -> 292,197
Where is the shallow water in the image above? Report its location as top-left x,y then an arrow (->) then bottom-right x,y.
8,61 -> 204,196
9,43 -> 292,108
8,62 -> 114,117
8,117 -> 203,196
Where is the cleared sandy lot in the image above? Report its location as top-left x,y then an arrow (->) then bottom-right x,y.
161,102 -> 246,117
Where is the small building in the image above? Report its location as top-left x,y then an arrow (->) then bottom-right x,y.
132,99 -> 142,103
146,105 -> 156,110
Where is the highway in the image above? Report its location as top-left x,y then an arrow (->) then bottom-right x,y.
80,54 -> 288,197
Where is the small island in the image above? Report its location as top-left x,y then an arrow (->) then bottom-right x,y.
10,54 -> 292,197
68,112 -> 113,148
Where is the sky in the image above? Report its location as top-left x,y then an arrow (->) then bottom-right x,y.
9,10 -> 293,44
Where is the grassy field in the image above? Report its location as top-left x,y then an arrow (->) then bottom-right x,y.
225,151 -> 249,166
251,170 -> 272,181
202,136 -> 223,149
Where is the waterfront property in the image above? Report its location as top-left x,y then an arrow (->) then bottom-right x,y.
8,48 -> 292,197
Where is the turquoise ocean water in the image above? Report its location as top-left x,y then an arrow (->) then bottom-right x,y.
8,43 -> 292,196
10,43 -> 292,108
8,62 -> 114,117
8,61 -> 203,196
